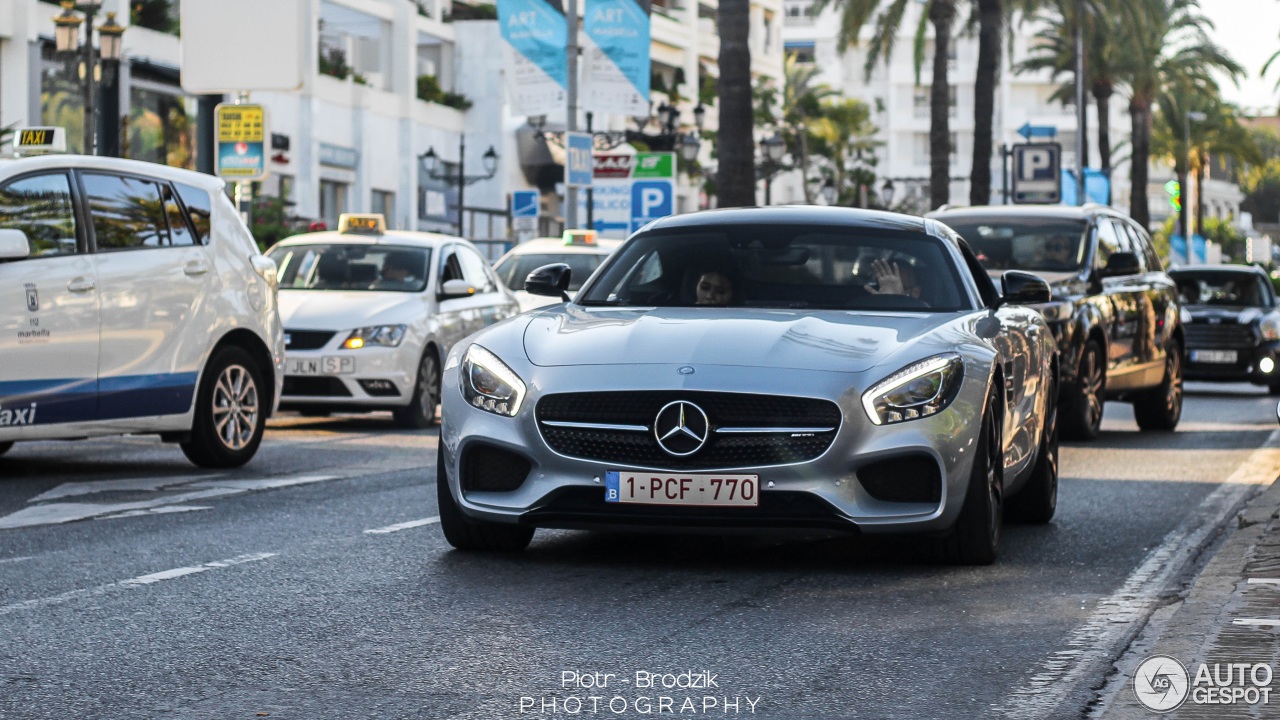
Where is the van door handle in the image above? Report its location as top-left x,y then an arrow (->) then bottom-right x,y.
184,261 -> 209,277
67,277 -> 95,293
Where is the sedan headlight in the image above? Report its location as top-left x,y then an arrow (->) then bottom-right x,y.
461,344 -> 527,417
1261,314 -> 1280,342
343,325 -> 407,349
862,353 -> 965,425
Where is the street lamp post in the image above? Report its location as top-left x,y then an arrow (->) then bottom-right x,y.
758,134 -> 786,205
1182,110 -> 1207,258
53,1 -> 124,156
419,137 -> 499,238
879,179 -> 896,209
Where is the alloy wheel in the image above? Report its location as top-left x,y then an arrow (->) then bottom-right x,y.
212,364 -> 259,451
1081,347 -> 1104,430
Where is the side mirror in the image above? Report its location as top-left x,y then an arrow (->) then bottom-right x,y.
0,229 -> 32,260
439,279 -> 477,299
525,263 -> 572,301
1101,251 -> 1141,278
998,270 -> 1052,306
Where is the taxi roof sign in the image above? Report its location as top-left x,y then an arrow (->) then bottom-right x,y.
13,127 -> 66,155
562,229 -> 597,246
338,213 -> 386,235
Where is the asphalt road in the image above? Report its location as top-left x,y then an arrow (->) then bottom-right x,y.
0,383 -> 1276,720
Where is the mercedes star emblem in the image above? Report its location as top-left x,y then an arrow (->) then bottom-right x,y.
654,400 -> 710,457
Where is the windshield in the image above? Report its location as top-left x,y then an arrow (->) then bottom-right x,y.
267,243 -> 432,293
1172,272 -> 1271,307
576,225 -> 970,312
494,252 -> 605,292
943,218 -> 1089,273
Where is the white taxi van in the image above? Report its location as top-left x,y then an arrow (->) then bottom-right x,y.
0,128 -> 284,467
492,229 -> 621,313
265,214 -> 518,427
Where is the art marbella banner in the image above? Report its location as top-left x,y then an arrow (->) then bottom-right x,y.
498,0 -> 568,116
581,0 -> 651,116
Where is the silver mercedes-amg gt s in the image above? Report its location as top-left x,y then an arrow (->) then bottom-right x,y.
437,207 -> 1059,564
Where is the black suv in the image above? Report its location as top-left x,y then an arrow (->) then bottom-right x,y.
1169,265 -> 1280,393
930,205 -> 1184,439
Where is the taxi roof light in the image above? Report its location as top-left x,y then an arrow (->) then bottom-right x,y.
562,229 -> 597,246
11,126 -> 67,156
338,213 -> 386,235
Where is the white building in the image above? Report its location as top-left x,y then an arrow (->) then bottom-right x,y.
0,0 -> 785,249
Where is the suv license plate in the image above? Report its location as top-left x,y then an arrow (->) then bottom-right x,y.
604,471 -> 759,507
1190,350 -> 1237,364
286,356 -> 356,375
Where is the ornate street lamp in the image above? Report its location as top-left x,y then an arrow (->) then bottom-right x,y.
879,179 -> 896,209
821,179 -> 838,206
758,134 -> 787,205
52,0 -> 124,156
419,138 -> 499,237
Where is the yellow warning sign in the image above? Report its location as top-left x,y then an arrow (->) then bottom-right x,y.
217,105 -> 265,143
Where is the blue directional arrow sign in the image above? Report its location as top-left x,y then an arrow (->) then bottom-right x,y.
1017,122 -> 1058,141
511,190 -> 540,218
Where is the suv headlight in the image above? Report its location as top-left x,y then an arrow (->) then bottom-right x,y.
461,344 -> 527,417
343,325 -> 407,349
862,353 -> 965,425
1261,314 -> 1280,342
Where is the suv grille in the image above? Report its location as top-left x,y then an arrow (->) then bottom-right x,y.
1186,322 -> 1256,349
285,330 -> 336,351
536,391 -> 841,470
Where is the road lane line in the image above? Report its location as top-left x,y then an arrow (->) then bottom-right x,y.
1247,578 -> 1280,586
994,428 -> 1280,719
0,556 -> 34,566
364,517 -> 440,534
0,552 -> 276,617
1231,618 -> 1280,626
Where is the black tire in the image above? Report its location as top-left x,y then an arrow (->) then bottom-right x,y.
1268,381 -> 1280,397
1006,386 -> 1058,524
437,444 -> 534,552
0,441 -> 13,457
1062,339 -> 1105,440
1134,345 -> 1183,431
939,390 -> 1003,565
180,346 -> 267,469
393,350 -> 441,429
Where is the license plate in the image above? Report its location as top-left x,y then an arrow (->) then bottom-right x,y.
285,356 -> 356,375
604,471 -> 760,507
1190,349 -> 1237,364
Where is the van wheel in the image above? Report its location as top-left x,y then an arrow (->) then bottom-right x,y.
938,389 -> 1003,565
1062,340 -> 1105,440
1134,345 -> 1183,431
0,442 -> 13,457
437,444 -> 534,552
181,347 -> 267,468
394,351 -> 440,429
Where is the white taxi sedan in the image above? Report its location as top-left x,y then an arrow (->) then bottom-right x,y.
492,231 -> 621,313
0,138 -> 283,468
266,214 -> 518,427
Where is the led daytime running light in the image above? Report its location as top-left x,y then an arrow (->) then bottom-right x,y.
862,353 -> 963,426
462,344 -> 527,417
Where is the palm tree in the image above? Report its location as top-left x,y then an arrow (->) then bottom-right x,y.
808,98 -> 880,204
969,0 -> 1003,206
782,56 -> 839,202
1113,0 -> 1242,229
717,0 -> 755,207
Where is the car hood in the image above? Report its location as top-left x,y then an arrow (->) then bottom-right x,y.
1184,305 -> 1265,324
278,290 -> 422,329
522,306 -> 962,372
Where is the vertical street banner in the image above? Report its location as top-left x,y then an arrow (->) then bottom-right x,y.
581,0 -> 651,116
498,0 -> 568,116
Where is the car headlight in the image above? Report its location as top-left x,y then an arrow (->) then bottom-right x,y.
861,353 -> 965,425
343,325 -> 407,349
1261,314 -> 1280,342
461,344 -> 527,417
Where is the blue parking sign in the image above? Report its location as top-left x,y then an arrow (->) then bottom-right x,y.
566,132 -> 594,188
630,180 -> 673,233
511,190 -> 540,218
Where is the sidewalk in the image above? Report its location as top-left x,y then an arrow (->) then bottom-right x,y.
1095,475 -> 1280,718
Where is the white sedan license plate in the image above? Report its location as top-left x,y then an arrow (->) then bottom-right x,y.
604,471 -> 759,507
285,356 -> 356,376
1190,349 -> 1237,364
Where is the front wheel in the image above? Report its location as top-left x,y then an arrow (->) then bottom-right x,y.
1134,345 -> 1183,431
181,347 -> 267,468
0,441 -> 13,457
1062,340 -> 1105,440
437,444 -> 534,552
393,350 -> 440,429
939,390 -> 1003,565
1006,388 -> 1058,524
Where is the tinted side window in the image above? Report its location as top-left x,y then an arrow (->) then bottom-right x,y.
440,249 -> 465,283
1094,221 -> 1122,269
456,246 -> 497,293
1124,222 -> 1162,272
174,182 -> 211,243
0,173 -> 79,258
82,173 -> 171,250
162,184 -> 196,247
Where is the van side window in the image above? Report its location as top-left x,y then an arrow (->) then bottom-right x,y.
174,182 -> 211,243
0,173 -> 79,258
81,173 -> 172,250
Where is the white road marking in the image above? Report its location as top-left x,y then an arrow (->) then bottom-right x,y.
99,505 -> 213,520
28,475 -> 215,503
363,516 -> 440,534
0,552 -> 275,617
994,428 -> 1280,719
0,488 -> 242,529
1247,578 -> 1280,586
0,556 -> 34,566
1231,618 -> 1280,626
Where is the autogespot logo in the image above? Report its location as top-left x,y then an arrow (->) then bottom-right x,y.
654,401 -> 709,457
1134,655 -> 1190,712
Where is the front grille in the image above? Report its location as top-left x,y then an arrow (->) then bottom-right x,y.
858,454 -> 942,504
536,391 -> 841,470
1185,323 -> 1256,349
285,329 -> 336,351
462,444 -> 532,492
282,376 -> 352,397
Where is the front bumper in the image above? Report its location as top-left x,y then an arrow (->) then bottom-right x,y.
440,362 -> 989,536
279,344 -> 418,408
1184,341 -> 1280,386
